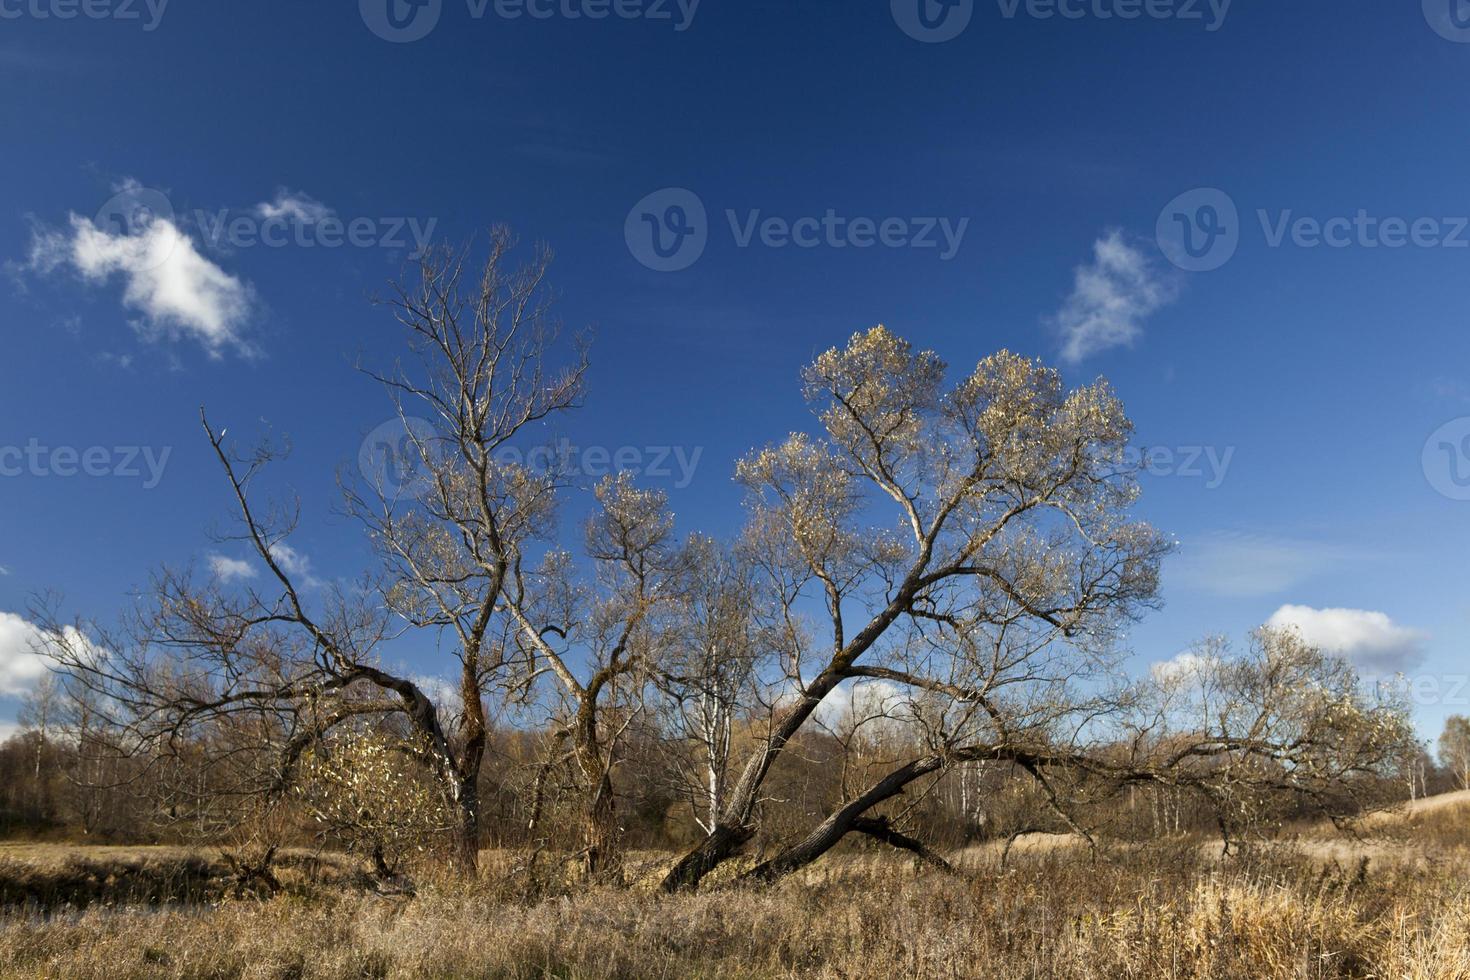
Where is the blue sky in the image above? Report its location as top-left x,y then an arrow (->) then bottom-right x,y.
1,0 -> 1468,744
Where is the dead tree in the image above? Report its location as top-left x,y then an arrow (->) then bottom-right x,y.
47,229 -> 585,874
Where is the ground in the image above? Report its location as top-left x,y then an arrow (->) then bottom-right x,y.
0,794 -> 1466,978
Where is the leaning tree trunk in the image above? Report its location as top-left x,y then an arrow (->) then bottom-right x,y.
659,668 -> 847,891
660,822 -> 756,892
743,755 -> 944,882
659,581 -> 930,892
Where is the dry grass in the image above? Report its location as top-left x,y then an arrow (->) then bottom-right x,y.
0,798 -> 1466,979
0,844 -> 359,911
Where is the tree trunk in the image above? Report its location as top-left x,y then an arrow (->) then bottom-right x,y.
850,816 -> 960,875
449,656 -> 488,876
659,578 -> 932,892
582,769 -> 620,878
452,774 -> 481,874
574,708 -> 622,879
660,822 -> 756,892
659,668 -> 847,891
743,755 -> 943,882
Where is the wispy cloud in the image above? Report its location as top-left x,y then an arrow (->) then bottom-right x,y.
1266,604 -> 1428,674
208,554 -> 257,583
254,189 -> 333,224
267,542 -> 322,588
1052,231 -> 1179,364
25,180 -> 256,357
1167,530 -> 1361,599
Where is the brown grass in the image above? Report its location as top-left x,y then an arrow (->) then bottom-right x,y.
0,844 -> 359,911
0,798 -> 1465,979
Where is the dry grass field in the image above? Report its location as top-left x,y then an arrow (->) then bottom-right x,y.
0,794 -> 1466,979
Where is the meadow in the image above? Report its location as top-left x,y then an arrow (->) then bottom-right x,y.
0,792 -> 1466,980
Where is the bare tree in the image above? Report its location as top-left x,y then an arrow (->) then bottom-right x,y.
44,230 -> 584,874
17,674 -> 62,821
1440,715 -> 1470,791
349,231 -> 692,874
655,536 -> 761,835
661,326 -> 1171,890
341,227 -> 587,870
505,473 -> 687,875
35,310 -> 1414,886
1112,628 -> 1414,850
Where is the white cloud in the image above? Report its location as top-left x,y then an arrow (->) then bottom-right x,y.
255,190 -> 332,224
814,679 -> 914,734
1168,531 -> 1360,599
1150,650 -> 1219,687
208,554 -> 257,583
268,542 -> 322,588
411,673 -> 463,727
1053,231 -> 1179,364
0,564 -> 9,576
0,612 -> 59,697
25,182 -> 255,358
1266,605 -> 1428,674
